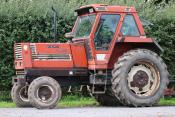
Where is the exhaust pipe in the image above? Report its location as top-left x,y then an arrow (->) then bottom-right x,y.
51,7 -> 58,42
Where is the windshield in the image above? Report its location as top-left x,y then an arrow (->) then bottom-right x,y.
74,14 -> 96,38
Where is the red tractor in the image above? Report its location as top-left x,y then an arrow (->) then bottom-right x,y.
11,4 -> 169,109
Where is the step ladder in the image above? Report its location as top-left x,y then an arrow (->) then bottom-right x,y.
91,69 -> 108,94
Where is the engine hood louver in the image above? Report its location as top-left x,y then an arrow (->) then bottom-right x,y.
30,44 -> 71,60
32,54 -> 71,60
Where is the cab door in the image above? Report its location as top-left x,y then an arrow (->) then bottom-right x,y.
92,13 -> 121,69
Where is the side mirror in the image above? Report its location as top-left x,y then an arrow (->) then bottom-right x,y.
65,32 -> 74,38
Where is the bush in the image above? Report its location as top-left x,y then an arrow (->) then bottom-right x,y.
0,0 -> 175,91
0,91 -> 11,101
145,19 -> 175,79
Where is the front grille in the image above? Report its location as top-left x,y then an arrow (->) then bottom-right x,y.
14,44 -> 23,60
32,54 -> 71,60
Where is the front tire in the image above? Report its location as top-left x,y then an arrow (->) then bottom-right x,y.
11,84 -> 31,107
112,49 -> 169,107
28,76 -> 62,109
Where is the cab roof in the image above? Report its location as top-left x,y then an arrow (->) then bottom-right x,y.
75,4 -> 137,15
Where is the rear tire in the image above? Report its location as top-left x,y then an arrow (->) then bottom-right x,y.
93,87 -> 122,106
11,84 -> 31,107
28,76 -> 62,109
112,49 -> 169,107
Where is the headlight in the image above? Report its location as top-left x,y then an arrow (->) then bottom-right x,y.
23,45 -> 28,51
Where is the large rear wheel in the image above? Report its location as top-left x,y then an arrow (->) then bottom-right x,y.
28,76 -> 62,109
112,49 -> 169,107
94,88 -> 122,106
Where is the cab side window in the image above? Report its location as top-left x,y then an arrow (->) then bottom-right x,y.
121,15 -> 140,36
94,14 -> 120,50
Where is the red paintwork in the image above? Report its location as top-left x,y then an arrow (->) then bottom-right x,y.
15,43 -> 88,69
14,43 -> 32,69
15,4 -> 155,73
79,4 -> 137,13
35,43 -> 71,54
122,37 -> 153,43
32,60 -> 73,68
70,43 -> 87,68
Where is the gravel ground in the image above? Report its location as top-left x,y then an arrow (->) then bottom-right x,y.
0,106 -> 175,117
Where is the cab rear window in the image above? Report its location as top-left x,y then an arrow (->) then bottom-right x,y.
121,15 -> 140,36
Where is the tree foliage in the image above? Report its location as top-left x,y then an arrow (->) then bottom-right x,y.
0,0 -> 175,90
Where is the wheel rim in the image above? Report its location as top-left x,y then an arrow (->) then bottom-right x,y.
36,85 -> 54,103
19,86 -> 29,102
127,61 -> 160,97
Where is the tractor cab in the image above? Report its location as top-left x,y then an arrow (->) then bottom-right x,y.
68,4 -> 155,70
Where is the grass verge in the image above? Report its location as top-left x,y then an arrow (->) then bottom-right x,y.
159,97 -> 175,106
58,95 -> 98,108
0,94 -> 98,108
0,95 -> 175,108
0,102 -> 16,108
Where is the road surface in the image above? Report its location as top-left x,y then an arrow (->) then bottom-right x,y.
0,106 -> 174,117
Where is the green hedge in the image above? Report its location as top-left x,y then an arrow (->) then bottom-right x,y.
145,18 -> 175,79
0,0 -> 175,90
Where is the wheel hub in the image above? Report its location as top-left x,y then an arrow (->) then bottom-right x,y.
37,85 -> 53,102
131,70 -> 149,90
19,86 -> 29,102
127,65 -> 158,96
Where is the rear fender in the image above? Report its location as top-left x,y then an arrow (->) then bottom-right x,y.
108,37 -> 163,69
116,37 -> 163,54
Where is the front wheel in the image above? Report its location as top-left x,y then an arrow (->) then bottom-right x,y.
112,49 -> 169,107
28,76 -> 62,109
11,84 -> 31,107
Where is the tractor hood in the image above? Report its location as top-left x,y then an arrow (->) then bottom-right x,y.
14,42 -> 87,70
14,43 -> 72,70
